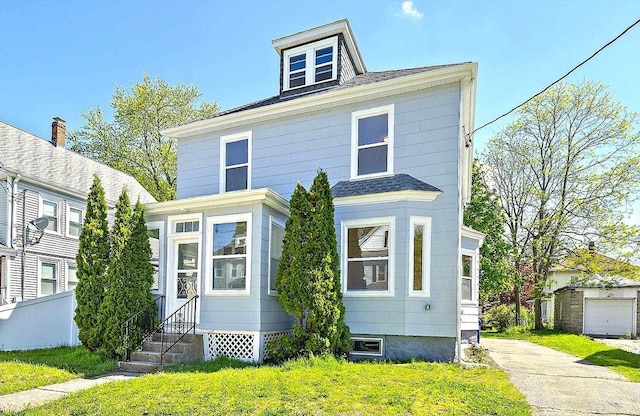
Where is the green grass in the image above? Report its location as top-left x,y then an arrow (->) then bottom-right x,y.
485,329 -> 640,382
13,356 -> 531,415
0,346 -> 117,395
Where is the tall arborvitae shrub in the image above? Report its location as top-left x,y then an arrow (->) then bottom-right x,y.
99,189 -> 133,357
307,170 -> 351,356
74,175 -> 109,351
268,170 -> 351,362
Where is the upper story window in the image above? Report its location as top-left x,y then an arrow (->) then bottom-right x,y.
220,132 -> 252,193
351,105 -> 395,178
41,199 -> 59,232
68,207 -> 83,237
283,37 -> 338,91
342,217 -> 395,296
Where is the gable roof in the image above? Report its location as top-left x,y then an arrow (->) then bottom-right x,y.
332,173 -> 441,198
556,274 -> 640,291
0,121 -> 156,205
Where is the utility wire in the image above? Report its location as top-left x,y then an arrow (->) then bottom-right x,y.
471,18 -> 640,136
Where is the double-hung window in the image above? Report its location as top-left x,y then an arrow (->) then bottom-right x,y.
351,105 -> 394,178
68,207 -> 83,237
220,132 -> 251,193
67,265 -> 78,291
409,216 -> 432,297
461,253 -> 474,302
268,217 -> 285,294
208,213 -> 251,294
41,199 -> 59,232
283,37 -> 338,90
40,261 -> 57,295
342,217 -> 395,295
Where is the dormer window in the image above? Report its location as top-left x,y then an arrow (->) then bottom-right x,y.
283,37 -> 338,91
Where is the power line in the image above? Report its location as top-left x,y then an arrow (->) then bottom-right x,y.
471,17 -> 640,136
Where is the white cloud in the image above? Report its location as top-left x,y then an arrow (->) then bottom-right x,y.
401,1 -> 424,19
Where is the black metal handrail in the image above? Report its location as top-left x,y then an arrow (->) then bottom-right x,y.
122,295 -> 165,361
159,295 -> 198,365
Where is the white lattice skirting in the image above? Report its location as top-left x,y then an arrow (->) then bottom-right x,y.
204,330 -> 292,362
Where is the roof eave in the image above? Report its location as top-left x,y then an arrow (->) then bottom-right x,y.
163,63 -> 477,139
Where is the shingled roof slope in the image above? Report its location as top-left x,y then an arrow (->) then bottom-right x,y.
0,121 -> 156,205
212,63 -> 469,118
332,174 -> 441,198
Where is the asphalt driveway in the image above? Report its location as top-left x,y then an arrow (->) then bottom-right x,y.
482,338 -> 640,416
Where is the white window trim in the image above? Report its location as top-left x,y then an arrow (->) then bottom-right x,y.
66,205 -> 84,239
351,337 -> 384,357
168,213 -> 202,237
341,216 -> 395,297
147,220 -> 165,293
37,258 -> 58,297
350,104 -> 395,179
461,248 -> 478,305
65,263 -> 78,291
38,196 -> 61,235
219,131 -> 252,193
205,213 -> 252,296
409,216 -> 432,298
282,36 -> 338,91
268,216 -> 286,296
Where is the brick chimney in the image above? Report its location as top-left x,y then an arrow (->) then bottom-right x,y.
51,117 -> 66,148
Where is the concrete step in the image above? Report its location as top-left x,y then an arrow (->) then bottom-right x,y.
150,332 -> 198,344
142,340 -> 195,354
118,361 -> 160,373
130,350 -> 183,364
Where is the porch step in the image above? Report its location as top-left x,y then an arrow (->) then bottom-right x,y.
118,360 -> 161,374
120,333 -> 203,372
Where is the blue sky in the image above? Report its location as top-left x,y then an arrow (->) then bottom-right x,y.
0,0 -> 638,152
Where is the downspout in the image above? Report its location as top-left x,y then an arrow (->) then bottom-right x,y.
9,174 -> 21,249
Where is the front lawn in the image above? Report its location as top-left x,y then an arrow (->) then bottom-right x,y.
485,329 -> 640,382
0,346 -> 117,395
14,356 -> 531,415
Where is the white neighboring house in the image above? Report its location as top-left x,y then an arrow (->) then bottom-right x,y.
0,118 -> 155,305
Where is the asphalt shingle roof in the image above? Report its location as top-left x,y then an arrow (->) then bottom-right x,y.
212,63 -> 469,118
559,275 -> 640,290
332,174 -> 441,198
0,121 -> 156,205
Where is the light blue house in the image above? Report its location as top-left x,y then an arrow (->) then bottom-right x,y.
145,19 -> 483,362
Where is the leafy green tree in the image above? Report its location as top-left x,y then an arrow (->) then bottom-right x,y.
483,81 -> 640,329
269,171 -> 351,362
463,160 -> 512,306
69,74 -> 219,201
74,175 -> 110,351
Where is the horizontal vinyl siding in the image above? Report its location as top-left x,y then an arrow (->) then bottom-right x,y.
177,84 -> 461,201
0,180 -> 7,245
258,206 -> 292,331
175,84 -> 463,338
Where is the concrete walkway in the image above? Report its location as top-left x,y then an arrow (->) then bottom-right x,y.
482,338 -> 640,416
0,372 -> 141,413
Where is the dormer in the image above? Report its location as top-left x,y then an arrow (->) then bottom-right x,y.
272,19 -> 366,96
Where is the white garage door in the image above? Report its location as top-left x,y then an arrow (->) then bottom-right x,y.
584,298 -> 634,336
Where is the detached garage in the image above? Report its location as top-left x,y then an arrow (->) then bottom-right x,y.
554,276 -> 639,338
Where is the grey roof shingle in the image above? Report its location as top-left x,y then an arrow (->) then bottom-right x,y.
559,275 -> 640,290
212,63 -> 469,118
0,121 -> 156,204
332,174 -> 442,198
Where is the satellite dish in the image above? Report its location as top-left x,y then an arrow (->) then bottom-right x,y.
30,217 -> 49,231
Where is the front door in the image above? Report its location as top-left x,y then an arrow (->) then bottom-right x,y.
168,238 -> 200,322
